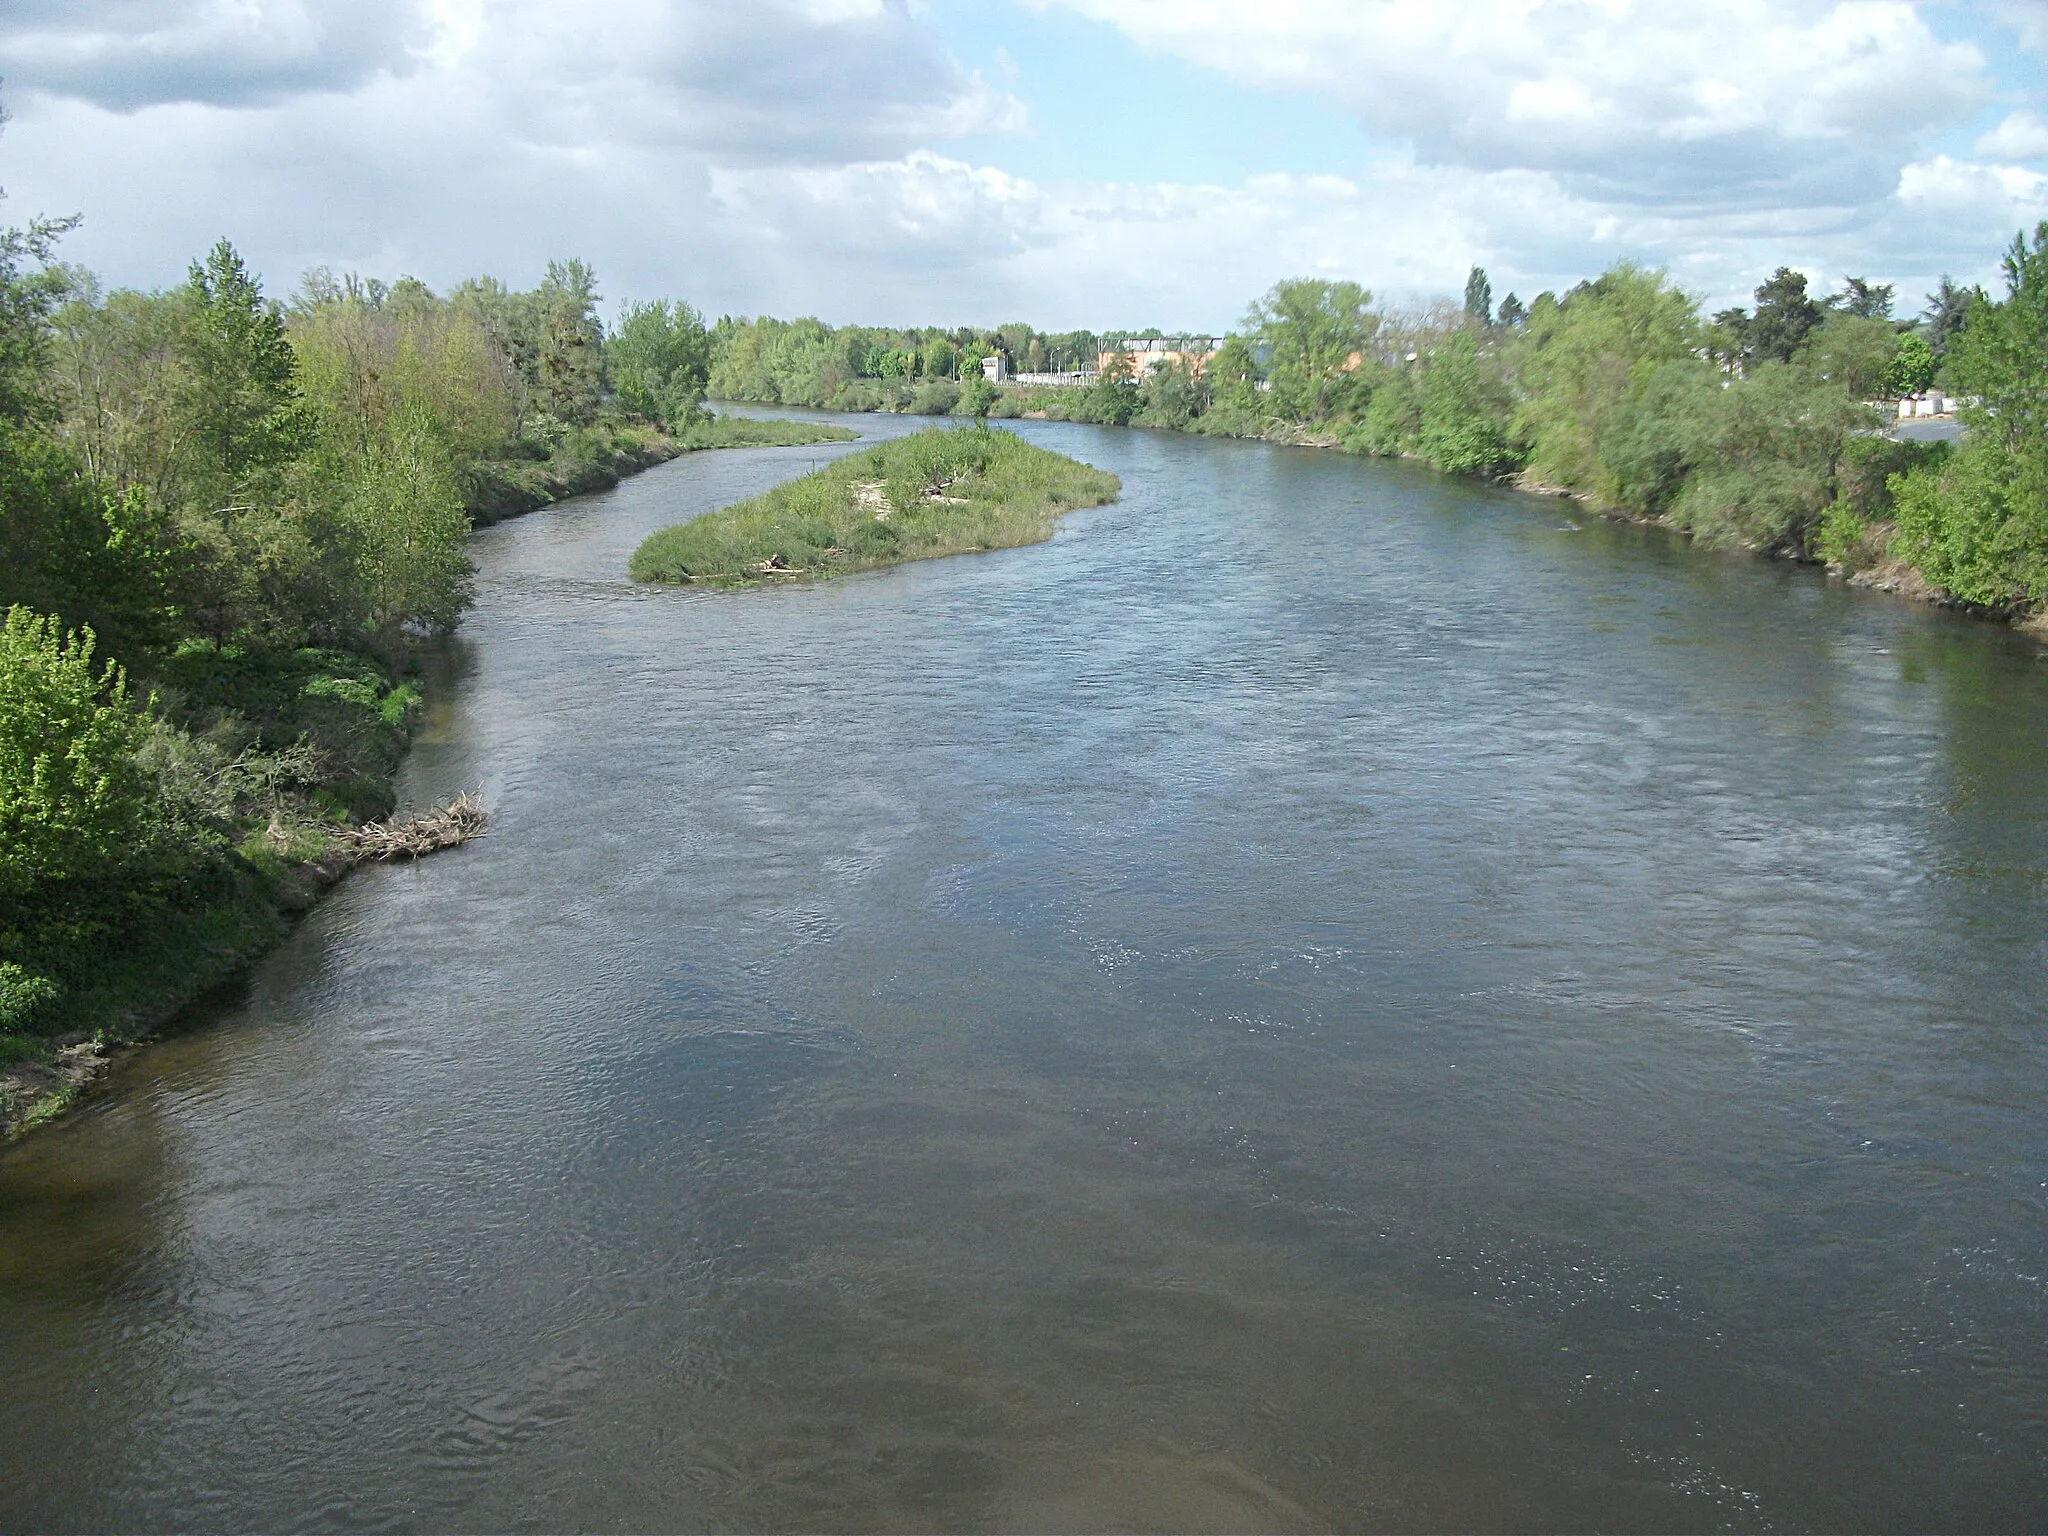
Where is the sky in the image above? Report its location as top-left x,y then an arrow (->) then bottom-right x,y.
1,0 -> 2045,331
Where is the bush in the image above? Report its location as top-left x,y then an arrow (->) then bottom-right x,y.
1600,361 -> 1719,513
1891,441 -> 2048,607
1347,373 -> 1419,457
0,962 -> 58,1035
909,379 -> 960,416
1662,364 -> 1876,553
958,376 -> 1000,419
1417,334 -> 1518,475
0,607 -> 161,907
0,606 -> 218,997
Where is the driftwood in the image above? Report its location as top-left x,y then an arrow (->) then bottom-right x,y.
339,792 -> 490,862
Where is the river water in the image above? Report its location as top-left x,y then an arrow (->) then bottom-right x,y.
4,417 -> 2046,1531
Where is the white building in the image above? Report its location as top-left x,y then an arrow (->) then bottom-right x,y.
981,354 -> 1009,383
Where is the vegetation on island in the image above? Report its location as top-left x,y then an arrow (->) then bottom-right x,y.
629,425 -> 1118,586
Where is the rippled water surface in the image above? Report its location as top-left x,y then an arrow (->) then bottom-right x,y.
5,418 -> 2047,1531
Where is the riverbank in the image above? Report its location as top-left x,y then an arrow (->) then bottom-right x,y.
466,416 -> 856,526
0,425 -> 839,1143
629,424 -> 1118,586
766,388 -> 2043,637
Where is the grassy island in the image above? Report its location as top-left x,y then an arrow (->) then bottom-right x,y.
629,425 -> 1119,585
671,415 -> 857,451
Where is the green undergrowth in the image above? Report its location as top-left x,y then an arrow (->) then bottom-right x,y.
628,425 -> 1119,586
2,633 -> 419,1127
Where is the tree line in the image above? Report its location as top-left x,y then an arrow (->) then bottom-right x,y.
1,198 -> 716,1055
704,241 -> 2047,616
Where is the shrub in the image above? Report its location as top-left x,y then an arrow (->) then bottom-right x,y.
0,962 -> 58,1035
1891,441 -> 2048,607
909,379 -> 960,416
1347,373 -> 1419,457
0,606 -> 218,997
0,607 -> 161,907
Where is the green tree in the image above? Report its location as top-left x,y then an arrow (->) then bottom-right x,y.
1511,261 -> 1699,498
183,239 -> 306,491
1083,348 -> 1140,426
1243,278 -> 1376,421
1464,266 -> 1493,327
1748,267 -> 1824,363
332,405 -> 473,635
1203,335 -> 1264,418
610,298 -> 710,428
534,259 -> 604,424
1668,363 -> 1876,554
1885,332 -> 1938,396
0,607 -> 204,986
0,216 -> 176,657
959,373 -> 1000,419
1799,312 -> 1900,400
1829,276 -> 1894,320
1922,276 -> 1975,357
1139,358 -> 1206,430
1418,331 -> 1514,474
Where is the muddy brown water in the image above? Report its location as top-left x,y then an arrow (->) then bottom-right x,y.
4,417 -> 2046,1531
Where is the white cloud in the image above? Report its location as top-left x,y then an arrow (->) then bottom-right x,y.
1024,0 -> 1987,210
0,0 -> 2036,329
1977,109 -> 2048,160
0,0 -> 426,109
1983,0 -> 2048,59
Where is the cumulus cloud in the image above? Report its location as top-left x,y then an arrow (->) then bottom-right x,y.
1025,0 -> 1987,211
1977,109 -> 2048,161
0,0 -> 2036,326
704,144 -> 2048,326
0,0 -> 426,110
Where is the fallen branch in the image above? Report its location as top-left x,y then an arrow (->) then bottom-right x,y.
338,792 -> 490,862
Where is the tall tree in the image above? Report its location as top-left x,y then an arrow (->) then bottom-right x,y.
1829,276 -> 1895,321
1464,266 -> 1494,328
183,239 -> 305,490
1748,268 -> 1824,363
1511,261 -> 1699,496
1922,275 -> 1976,357
609,298 -> 709,428
1243,278 -> 1377,421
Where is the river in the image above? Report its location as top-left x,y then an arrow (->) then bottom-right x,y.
4,417 -> 2046,1531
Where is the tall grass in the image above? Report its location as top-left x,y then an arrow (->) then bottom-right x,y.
629,425 -> 1120,586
